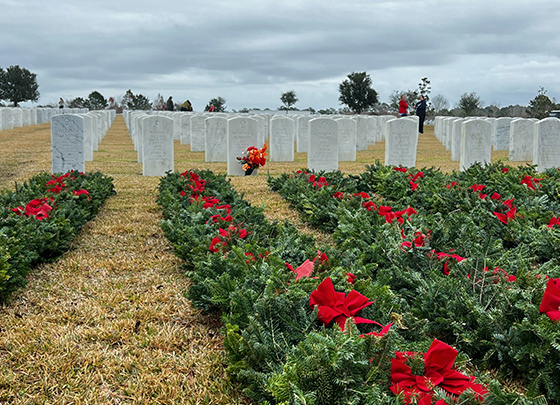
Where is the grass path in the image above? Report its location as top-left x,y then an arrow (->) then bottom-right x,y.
0,115 -> 526,404
0,116 -> 249,404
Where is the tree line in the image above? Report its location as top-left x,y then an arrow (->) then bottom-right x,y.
1,65 -> 558,119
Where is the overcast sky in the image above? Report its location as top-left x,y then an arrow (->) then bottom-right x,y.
2,0 -> 559,111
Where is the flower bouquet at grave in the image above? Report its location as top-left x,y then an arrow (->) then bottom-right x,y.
237,144 -> 267,175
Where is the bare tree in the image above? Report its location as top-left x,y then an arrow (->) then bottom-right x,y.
431,94 -> 450,114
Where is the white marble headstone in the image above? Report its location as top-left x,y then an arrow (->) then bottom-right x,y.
21,109 -> 31,126
142,115 -> 174,176
253,115 -> 266,148
534,118 -> 560,172
270,116 -> 295,162
227,117 -> 259,176
509,119 -> 534,161
180,114 -> 191,145
51,114 -> 85,174
205,116 -> 227,162
451,118 -> 466,161
190,115 -> 206,152
11,108 -> 23,128
307,118 -> 339,172
353,116 -> 368,151
172,113 -> 181,141
460,119 -> 492,171
80,114 -> 94,161
366,116 -> 377,145
297,116 -> 312,153
494,117 -> 512,151
336,118 -> 357,161
385,118 -> 418,168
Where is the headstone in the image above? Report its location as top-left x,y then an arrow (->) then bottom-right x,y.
11,108 -> 23,127
307,117 -> 339,172
353,116 -> 368,151
227,117 -> 258,176
385,118 -> 418,168
366,116 -> 377,145
253,115 -> 266,148
51,114 -> 85,174
36,109 -> 45,125
172,113 -> 181,140
142,115 -> 174,176
81,114 -> 94,161
180,114 -> 191,145
296,116 -> 312,153
485,118 -> 497,146
534,118 -> 560,172
460,119 -> 492,171
336,117 -> 357,161
444,117 -> 460,151
451,118 -> 466,161
22,109 -> 31,126
269,116 -> 295,162
135,114 -> 148,163
494,117 -> 512,150
90,114 -> 100,151
509,119 -> 534,161
190,115 -> 206,151
205,116 -> 227,162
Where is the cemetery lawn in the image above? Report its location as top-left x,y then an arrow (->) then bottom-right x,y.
0,116 -> 529,404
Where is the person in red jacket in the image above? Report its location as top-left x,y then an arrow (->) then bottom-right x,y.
398,95 -> 408,116
208,104 -> 216,112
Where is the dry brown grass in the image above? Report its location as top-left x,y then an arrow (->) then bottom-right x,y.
0,118 -> 249,404
0,116 -> 530,404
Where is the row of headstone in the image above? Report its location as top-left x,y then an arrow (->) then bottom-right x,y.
0,107 -> 92,131
51,110 -> 116,174
434,116 -> 560,171
123,111 -> 421,176
123,110 -> 399,162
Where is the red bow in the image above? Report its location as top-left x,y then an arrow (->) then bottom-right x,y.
309,277 -> 376,330
390,339 -> 487,404
539,278 -> 560,321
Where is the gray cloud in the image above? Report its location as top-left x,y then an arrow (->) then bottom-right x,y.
1,0 -> 559,111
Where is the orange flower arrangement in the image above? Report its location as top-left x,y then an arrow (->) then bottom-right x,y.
237,144 -> 267,175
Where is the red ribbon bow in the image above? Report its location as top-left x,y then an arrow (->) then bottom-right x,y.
309,277 -> 376,330
539,278 -> 560,321
390,339 -> 487,404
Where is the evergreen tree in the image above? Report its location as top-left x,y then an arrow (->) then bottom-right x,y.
205,96 -> 227,112
130,93 -> 151,110
280,90 -> 298,110
338,71 -> 379,114
458,92 -> 483,117
418,76 -> 432,102
0,65 -> 40,106
84,91 -> 107,110
122,89 -> 135,110
68,97 -> 86,108
527,87 -> 556,119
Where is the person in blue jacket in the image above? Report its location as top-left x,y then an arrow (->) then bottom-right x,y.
415,95 -> 427,134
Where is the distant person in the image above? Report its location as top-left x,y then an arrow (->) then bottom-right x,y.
398,95 -> 408,117
415,95 -> 427,134
208,104 -> 216,112
58,98 -> 64,109
166,96 -> 174,111
180,99 -> 193,111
